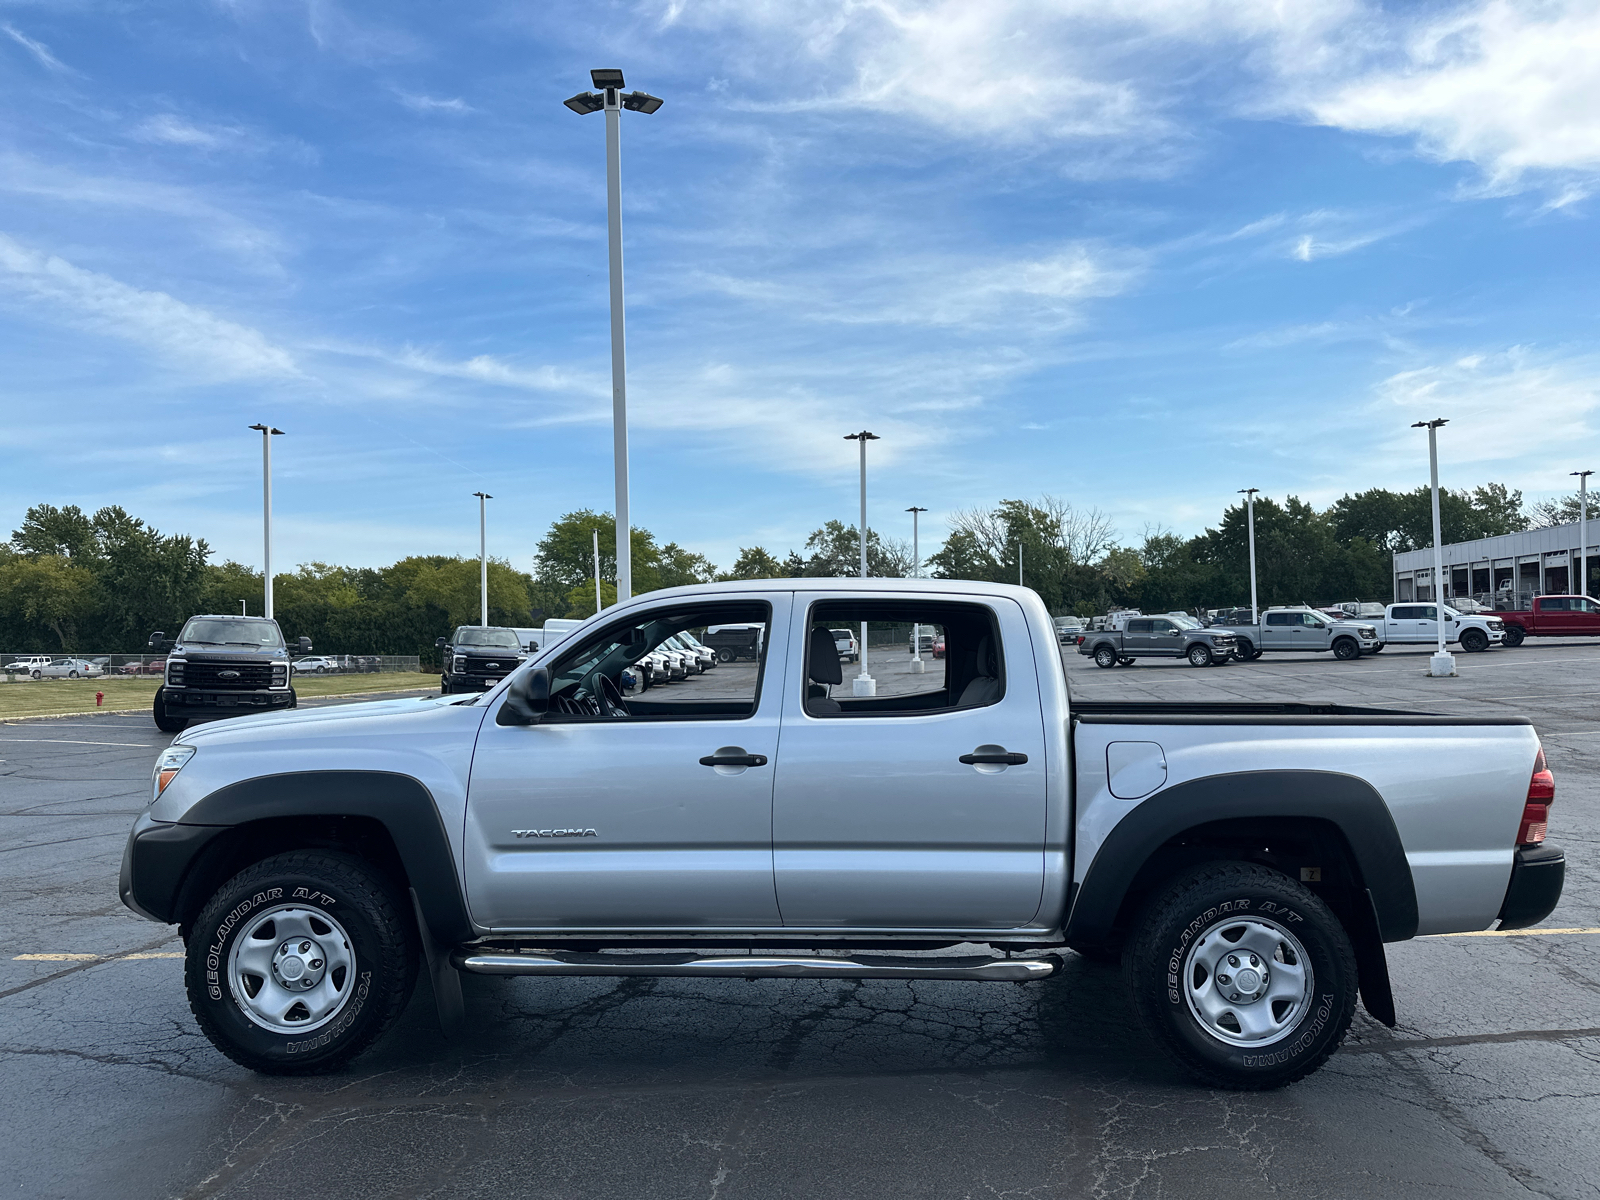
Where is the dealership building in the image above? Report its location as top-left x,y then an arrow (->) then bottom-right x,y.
1393,518 -> 1598,606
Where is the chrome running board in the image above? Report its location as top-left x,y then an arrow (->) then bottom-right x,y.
453,950 -> 1060,982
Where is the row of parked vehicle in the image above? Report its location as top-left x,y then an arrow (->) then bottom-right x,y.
1062,601 -> 1514,668
2,655 -> 108,679
290,655 -> 385,674
436,623 -> 759,696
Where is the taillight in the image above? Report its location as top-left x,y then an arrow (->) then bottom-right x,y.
1518,747 -> 1555,846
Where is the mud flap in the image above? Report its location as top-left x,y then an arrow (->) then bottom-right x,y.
1352,887 -> 1396,1027
411,888 -> 463,1039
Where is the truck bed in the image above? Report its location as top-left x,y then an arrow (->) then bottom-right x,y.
1072,700 -> 1531,726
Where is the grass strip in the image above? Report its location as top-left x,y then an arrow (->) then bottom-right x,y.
0,673 -> 440,719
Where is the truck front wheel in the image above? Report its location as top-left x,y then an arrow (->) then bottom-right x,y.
185,850 -> 417,1075
1460,628 -> 1489,652
1502,626 -> 1525,647
1187,644 -> 1214,668
1233,639 -> 1259,661
1125,861 -> 1357,1090
153,687 -> 185,733
1093,646 -> 1118,668
1332,637 -> 1360,661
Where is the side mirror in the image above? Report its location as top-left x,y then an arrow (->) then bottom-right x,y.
148,631 -> 169,650
622,629 -> 649,656
496,667 -> 550,727
297,636 -> 312,653
435,637 -> 447,650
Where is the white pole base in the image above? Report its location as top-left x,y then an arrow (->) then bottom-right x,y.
910,658 -> 925,674
852,674 -> 877,697
1428,652 -> 1458,677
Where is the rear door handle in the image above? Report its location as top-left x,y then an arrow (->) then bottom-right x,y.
959,750 -> 1029,765
699,753 -> 768,767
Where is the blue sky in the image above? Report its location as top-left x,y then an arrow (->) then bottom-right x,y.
3,0 -> 1599,575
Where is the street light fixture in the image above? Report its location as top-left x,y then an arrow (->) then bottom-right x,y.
1238,488 -> 1259,623
1573,471 -> 1594,600
1412,418 -> 1455,677
248,424 -> 285,618
564,67 -> 664,606
907,506 -> 927,674
845,431 -> 879,695
472,492 -> 493,627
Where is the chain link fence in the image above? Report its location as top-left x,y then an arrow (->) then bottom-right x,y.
1,652 -> 421,681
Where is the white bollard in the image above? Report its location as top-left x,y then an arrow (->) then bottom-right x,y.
852,674 -> 877,696
1428,651 -> 1457,677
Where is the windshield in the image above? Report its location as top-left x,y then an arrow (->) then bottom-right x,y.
179,618 -> 284,648
455,627 -> 520,649
677,630 -> 705,648
1168,615 -> 1202,629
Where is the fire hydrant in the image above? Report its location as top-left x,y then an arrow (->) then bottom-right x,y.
95,691 -> 104,707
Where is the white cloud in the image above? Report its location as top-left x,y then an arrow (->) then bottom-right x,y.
0,234 -> 299,380
1299,1 -> 1600,191
2,23 -> 70,73
1369,347 -> 1600,465
131,114 -> 242,149
396,92 -> 473,115
387,347 -> 603,395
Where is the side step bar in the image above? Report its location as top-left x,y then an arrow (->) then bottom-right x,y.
453,950 -> 1061,982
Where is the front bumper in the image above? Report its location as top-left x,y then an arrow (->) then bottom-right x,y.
1497,842 -> 1565,929
163,688 -> 295,716
120,810 -> 225,925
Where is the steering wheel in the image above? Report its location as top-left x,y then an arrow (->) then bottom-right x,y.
596,672 -> 630,718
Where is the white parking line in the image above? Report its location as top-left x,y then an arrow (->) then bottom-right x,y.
0,739 -> 152,747
13,952 -> 183,961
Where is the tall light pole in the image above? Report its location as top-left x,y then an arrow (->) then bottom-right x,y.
1413,419 -> 1455,677
845,430 -> 879,696
248,424 -> 284,618
565,69 -> 663,606
1574,470 -> 1593,600
593,529 -> 603,616
1017,539 -> 1024,588
472,492 -> 492,627
1238,488 -> 1259,623
907,506 -> 927,674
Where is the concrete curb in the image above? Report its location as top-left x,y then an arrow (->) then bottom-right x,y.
0,687 -> 438,725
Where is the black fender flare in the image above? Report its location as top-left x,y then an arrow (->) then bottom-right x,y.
137,771 -> 473,946
1066,769 -> 1418,946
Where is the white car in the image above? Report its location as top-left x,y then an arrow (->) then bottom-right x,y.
37,657 -> 103,679
291,656 -> 340,675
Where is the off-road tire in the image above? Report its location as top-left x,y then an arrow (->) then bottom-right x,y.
1460,628 -> 1489,652
1332,637 -> 1360,661
186,850 -> 417,1075
1187,644 -> 1214,668
153,687 -> 185,733
1125,861 -> 1357,1090
1503,626 -> 1525,647
1094,645 -> 1118,669
1233,639 -> 1257,661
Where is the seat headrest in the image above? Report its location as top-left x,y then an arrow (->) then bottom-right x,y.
973,633 -> 997,678
808,625 -> 844,685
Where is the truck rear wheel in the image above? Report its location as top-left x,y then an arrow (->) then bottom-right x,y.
1460,628 -> 1489,652
1094,646 -> 1118,668
185,850 -> 417,1075
1503,626 -> 1525,647
718,648 -> 734,663
1125,861 -> 1357,1090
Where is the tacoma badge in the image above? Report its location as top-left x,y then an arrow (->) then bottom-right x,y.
513,828 -> 598,839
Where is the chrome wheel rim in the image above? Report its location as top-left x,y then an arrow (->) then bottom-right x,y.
1189,647 -> 1208,666
227,904 -> 356,1034
1181,915 -> 1314,1048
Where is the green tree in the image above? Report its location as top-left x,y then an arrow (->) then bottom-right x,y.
722,546 -> 786,580
0,553 -> 100,649
797,520 -> 911,577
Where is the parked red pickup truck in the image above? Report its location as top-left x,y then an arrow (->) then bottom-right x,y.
1497,595 -> 1600,645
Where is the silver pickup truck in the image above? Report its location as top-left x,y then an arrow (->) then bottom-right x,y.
1217,606 -> 1381,661
121,579 -> 1564,1090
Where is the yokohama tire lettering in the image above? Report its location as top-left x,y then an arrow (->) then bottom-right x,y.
1241,992 -> 1335,1067
284,970 -> 371,1054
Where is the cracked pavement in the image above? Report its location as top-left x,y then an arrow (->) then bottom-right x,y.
2,647 -> 1598,1198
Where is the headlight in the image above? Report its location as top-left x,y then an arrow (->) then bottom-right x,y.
1359,627 -> 1377,637
152,744 -> 195,802
453,656 -> 466,672
165,658 -> 185,682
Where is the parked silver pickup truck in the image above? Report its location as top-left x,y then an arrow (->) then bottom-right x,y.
121,579 -> 1564,1090
1217,606 -> 1381,661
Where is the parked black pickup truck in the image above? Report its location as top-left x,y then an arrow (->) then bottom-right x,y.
1079,614 -> 1237,668
437,626 -> 527,694
150,615 -> 308,732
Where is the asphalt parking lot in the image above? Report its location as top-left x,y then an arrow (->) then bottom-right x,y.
3,644 -> 1598,1199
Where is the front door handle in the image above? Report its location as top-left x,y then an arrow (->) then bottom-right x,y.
959,750 -> 1029,766
699,752 -> 768,767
